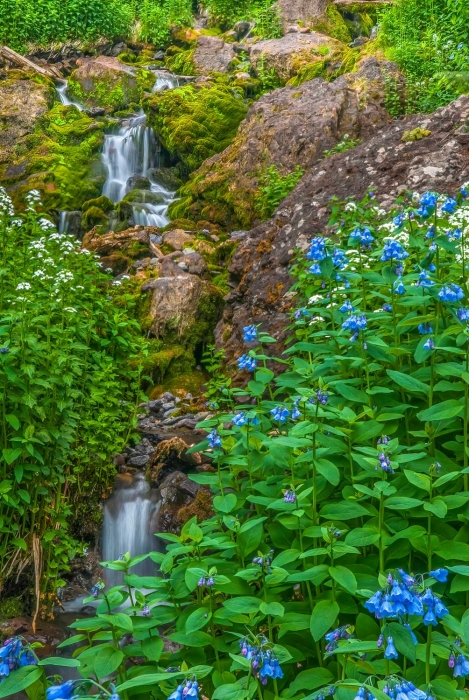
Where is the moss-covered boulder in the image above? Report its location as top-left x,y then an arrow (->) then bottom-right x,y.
143,81 -> 248,172
68,57 -> 141,113
2,101 -> 106,212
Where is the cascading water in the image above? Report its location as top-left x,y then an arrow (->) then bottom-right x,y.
102,473 -> 161,587
101,71 -> 179,227
56,81 -> 84,110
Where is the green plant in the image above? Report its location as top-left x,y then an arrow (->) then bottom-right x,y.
323,134 -> 361,157
257,164 -> 304,219
255,54 -> 283,93
202,344 -> 232,409
250,0 -> 282,40
0,188 -> 145,617
10,184 -> 469,700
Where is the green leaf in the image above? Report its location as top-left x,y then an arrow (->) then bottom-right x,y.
94,645 -> 124,678
386,370 -> 428,393
224,597 -> 261,614
389,622 -> 416,663
329,565 -> 357,594
424,499 -> 447,518
334,382 -> 369,403
237,517 -> 266,558
37,657 -> 81,667
315,459 -> 340,486
169,631 -> 213,647
212,684 -> 247,700
289,667 -> 334,693
142,636 -> 164,662
345,528 -> 380,547
213,493 -> 237,513
384,497 -> 424,510
5,414 -> 20,430
186,608 -> 212,634
417,400 -> 463,422
435,541 -> 469,561
98,613 -> 133,633
310,599 -> 339,641
320,502 -> 369,520
404,470 -> 431,492
259,601 -> 284,617
0,667 -> 43,698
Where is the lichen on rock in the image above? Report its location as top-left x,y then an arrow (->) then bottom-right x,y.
68,56 -> 141,112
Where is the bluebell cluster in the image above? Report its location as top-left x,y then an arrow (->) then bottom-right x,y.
0,637 -> 37,680
332,248 -> 347,269
239,638 -> 283,684
168,680 -> 200,700
342,314 -> 367,332
324,625 -> 353,653
350,227 -> 374,248
339,300 -> 355,313
377,451 -> 393,474
364,570 -> 448,628
91,580 -> 105,598
284,489 -> 296,503
417,270 -> 435,288
393,214 -> 405,227
253,551 -> 273,568
450,653 -> 469,677
270,405 -> 290,423
353,686 -> 376,700
457,308 -> 469,322
47,682 -> 78,700
311,389 -> 329,405
207,429 -> 222,449
380,240 -> 409,262
232,412 -> 259,427
142,604 -> 150,617
382,303 -> 393,312
441,197 -> 457,214
237,354 -> 257,371
393,278 -> 405,295
382,680 -> 434,699
243,325 -> 257,343
314,688 -> 336,699
294,308 -> 312,319
425,225 -> 435,239
417,191 -> 438,217
418,322 -> 433,335
438,284 -> 464,302
446,227 -> 462,241
197,575 -> 214,587
306,237 -> 327,262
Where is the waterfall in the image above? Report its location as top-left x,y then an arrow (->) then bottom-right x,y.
56,81 -> 84,110
102,473 -> 161,587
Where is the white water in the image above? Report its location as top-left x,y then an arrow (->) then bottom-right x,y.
56,81 -> 84,110
102,473 -> 161,587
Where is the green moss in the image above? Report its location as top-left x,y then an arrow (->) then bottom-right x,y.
136,68 -> 157,94
1,102 -> 106,211
401,127 -> 432,142
68,69 -> 140,113
0,596 -> 24,623
83,195 -> 115,213
143,82 -> 247,172
82,206 -> 109,229
312,6 -> 352,43
165,48 -> 196,76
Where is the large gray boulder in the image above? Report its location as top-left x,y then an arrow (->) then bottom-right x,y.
275,0 -> 331,29
215,95 -> 469,365
192,36 -> 236,74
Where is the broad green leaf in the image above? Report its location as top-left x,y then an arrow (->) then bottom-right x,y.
345,528 -> 380,547
417,400 -> 463,422
329,565 -> 357,593
404,470 -> 431,492
389,622 -> 416,663
320,502 -> 369,520
37,657 -> 80,668
386,370 -> 428,393
259,601 -> 284,617
289,667 -> 334,693
384,497 -> 424,510
310,599 -> 339,641
0,667 -> 43,698
94,645 -> 124,678
213,494 -> 237,513
186,607 -> 212,634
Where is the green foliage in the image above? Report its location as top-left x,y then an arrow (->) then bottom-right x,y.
204,0 -> 281,39
255,54 -> 283,93
202,344 -> 232,409
144,82 -> 247,172
379,0 -> 469,113
137,0 -> 193,46
0,188 -> 144,603
14,185 -> 469,700
256,164 -> 304,219
323,134 -> 361,157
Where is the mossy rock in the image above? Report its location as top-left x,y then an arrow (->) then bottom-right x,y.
83,195 -> 115,214
165,47 -> 196,76
161,217 -> 196,232
136,68 -> 157,94
68,57 -> 141,113
123,189 -> 166,205
312,5 -> 352,43
82,206 -> 109,229
143,82 -> 247,172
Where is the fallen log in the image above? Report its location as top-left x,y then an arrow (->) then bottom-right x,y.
0,45 -> 64,82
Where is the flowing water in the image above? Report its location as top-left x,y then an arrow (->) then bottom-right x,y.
56,81 -> 84,110
102,472 -> 161,587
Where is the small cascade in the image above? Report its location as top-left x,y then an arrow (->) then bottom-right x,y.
151,70 -> 180,93
56,81 -> 84,111
58,211 -> 69,235
102,473 -> 161,587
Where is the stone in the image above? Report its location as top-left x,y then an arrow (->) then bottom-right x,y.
163,229 -> 194,250
233,20 -> 253,39
82,226 -> 151,264
0,75 -> 54,166
84,106 -> 106,117
216,95 -> 469,365
69,56 -> 140,112
157,471 -> 201,533
146,437 -> 202,488
140,274 -> 208,338
349,36 -> 369,47
147,166 -> 183,191
125,175 -> 152,192
177,57 -> 400,230
154,50 -> 165,61
250,32 -> 343,81
178,252 -> 208,276
127,453 -> 150,467
192,36 -> 236,74
274,0 -> 330,29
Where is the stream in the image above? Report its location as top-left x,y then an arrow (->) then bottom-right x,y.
57,70 -> 179,233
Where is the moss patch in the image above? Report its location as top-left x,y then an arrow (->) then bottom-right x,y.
401,127 -> 432,142
165,48 -> 196,76
312,6 -> 352,43
143,81 -> 247,172
1,102 -> 106,211
68,68 -> 140,113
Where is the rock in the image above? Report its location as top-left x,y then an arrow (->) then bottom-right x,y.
234,20 -> 253,40
250,32 -> 343,81
84,106 -> 106,117
178,252 -> 208,276
154,50 -> 165,61
127,453 -> 150,468
59,211 -> 82,239
146,437 -> 202,488
349,36 -> 369,48
140,274 -> 219,338
275,0 -> 330,30
176,57 -> 400,230
157,471 -> 200,533
82,226 -> 152,272
150,233 -> 163,246
234,71 -> 252,81
125,175 -> 152,192
216,95 -> 469,364
147,166 -> 183,190
110,42 -> 128,57
163,229 -> 194,250
69,56 -> 140,112
192,36 -> 236,74
0,75 -> 54,166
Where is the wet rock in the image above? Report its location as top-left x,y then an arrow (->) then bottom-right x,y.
250,32 -> 343,81
126,175 -> 152,192
147,166 -> 183,190
192,36 -> 236,74
84,106 -> 106,117
234,20 -> 253,40
350,36 -> 369,48
127,454 -> 150,468
110,42 -> 128,57
146,437 -> 202,488
69,56 -> 140,112
216,95 -> 469,364
82,226 -> 152,267
154,50 -> 165,61
0,75 -> 54,166
157,471 -> 213,533
163,229 -> 194,251
178,251 -> 208,276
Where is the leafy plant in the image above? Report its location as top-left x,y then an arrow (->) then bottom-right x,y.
9,183 -> 469,700
323,134 -> 361,158
257,164 -> 304,219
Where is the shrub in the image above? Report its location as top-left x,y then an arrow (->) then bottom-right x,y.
257,164 -> 304,219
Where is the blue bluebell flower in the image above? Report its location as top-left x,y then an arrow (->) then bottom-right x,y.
420,191 -> 437,208
393,214 -> 405,227
309,263 -> 321,275
110,695 -> 121,700
243,325 -> 257,342
325,626 -> 353,652
350,226 -> 374,248
447,227 -> 462,240
46,682 -> 76,700
141,605 -> 150,617
184,681 -> 199,698
438,284 -> 464,302
207,430 -> 222,449
426,225 -> 436,239
294,308 -> 311,319
332,248 -> 347,269
418,322 -> 433,334
353,688 -> 366,700
270,406 -> 290,423
342,313 -> 367,332
306,237 -> 327,261
291,406 -> 301,420
339,300 -> 355,313
441,197 -> 457,213
417,270 -> 435,287
237,354 -> 257,371
457,308 -> 469,321
393,278 -> 405,295
91,580 -> 104,598
284,489 -> 296,503
382,303 -> 392,312
417,206 -> 430,217
381,239 -> 409,262
384,636 -> 398,660
454,654 -> 469,677
423,338 -> 435,351
233,412 -> 247,427
429,568 -> 448,582
403,622 -> 418,645
461,185 -> 468,197
0,347 -> 9,354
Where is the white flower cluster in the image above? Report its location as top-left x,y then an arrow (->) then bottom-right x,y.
0,188 -> 14,218
16,282 -> 31,291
